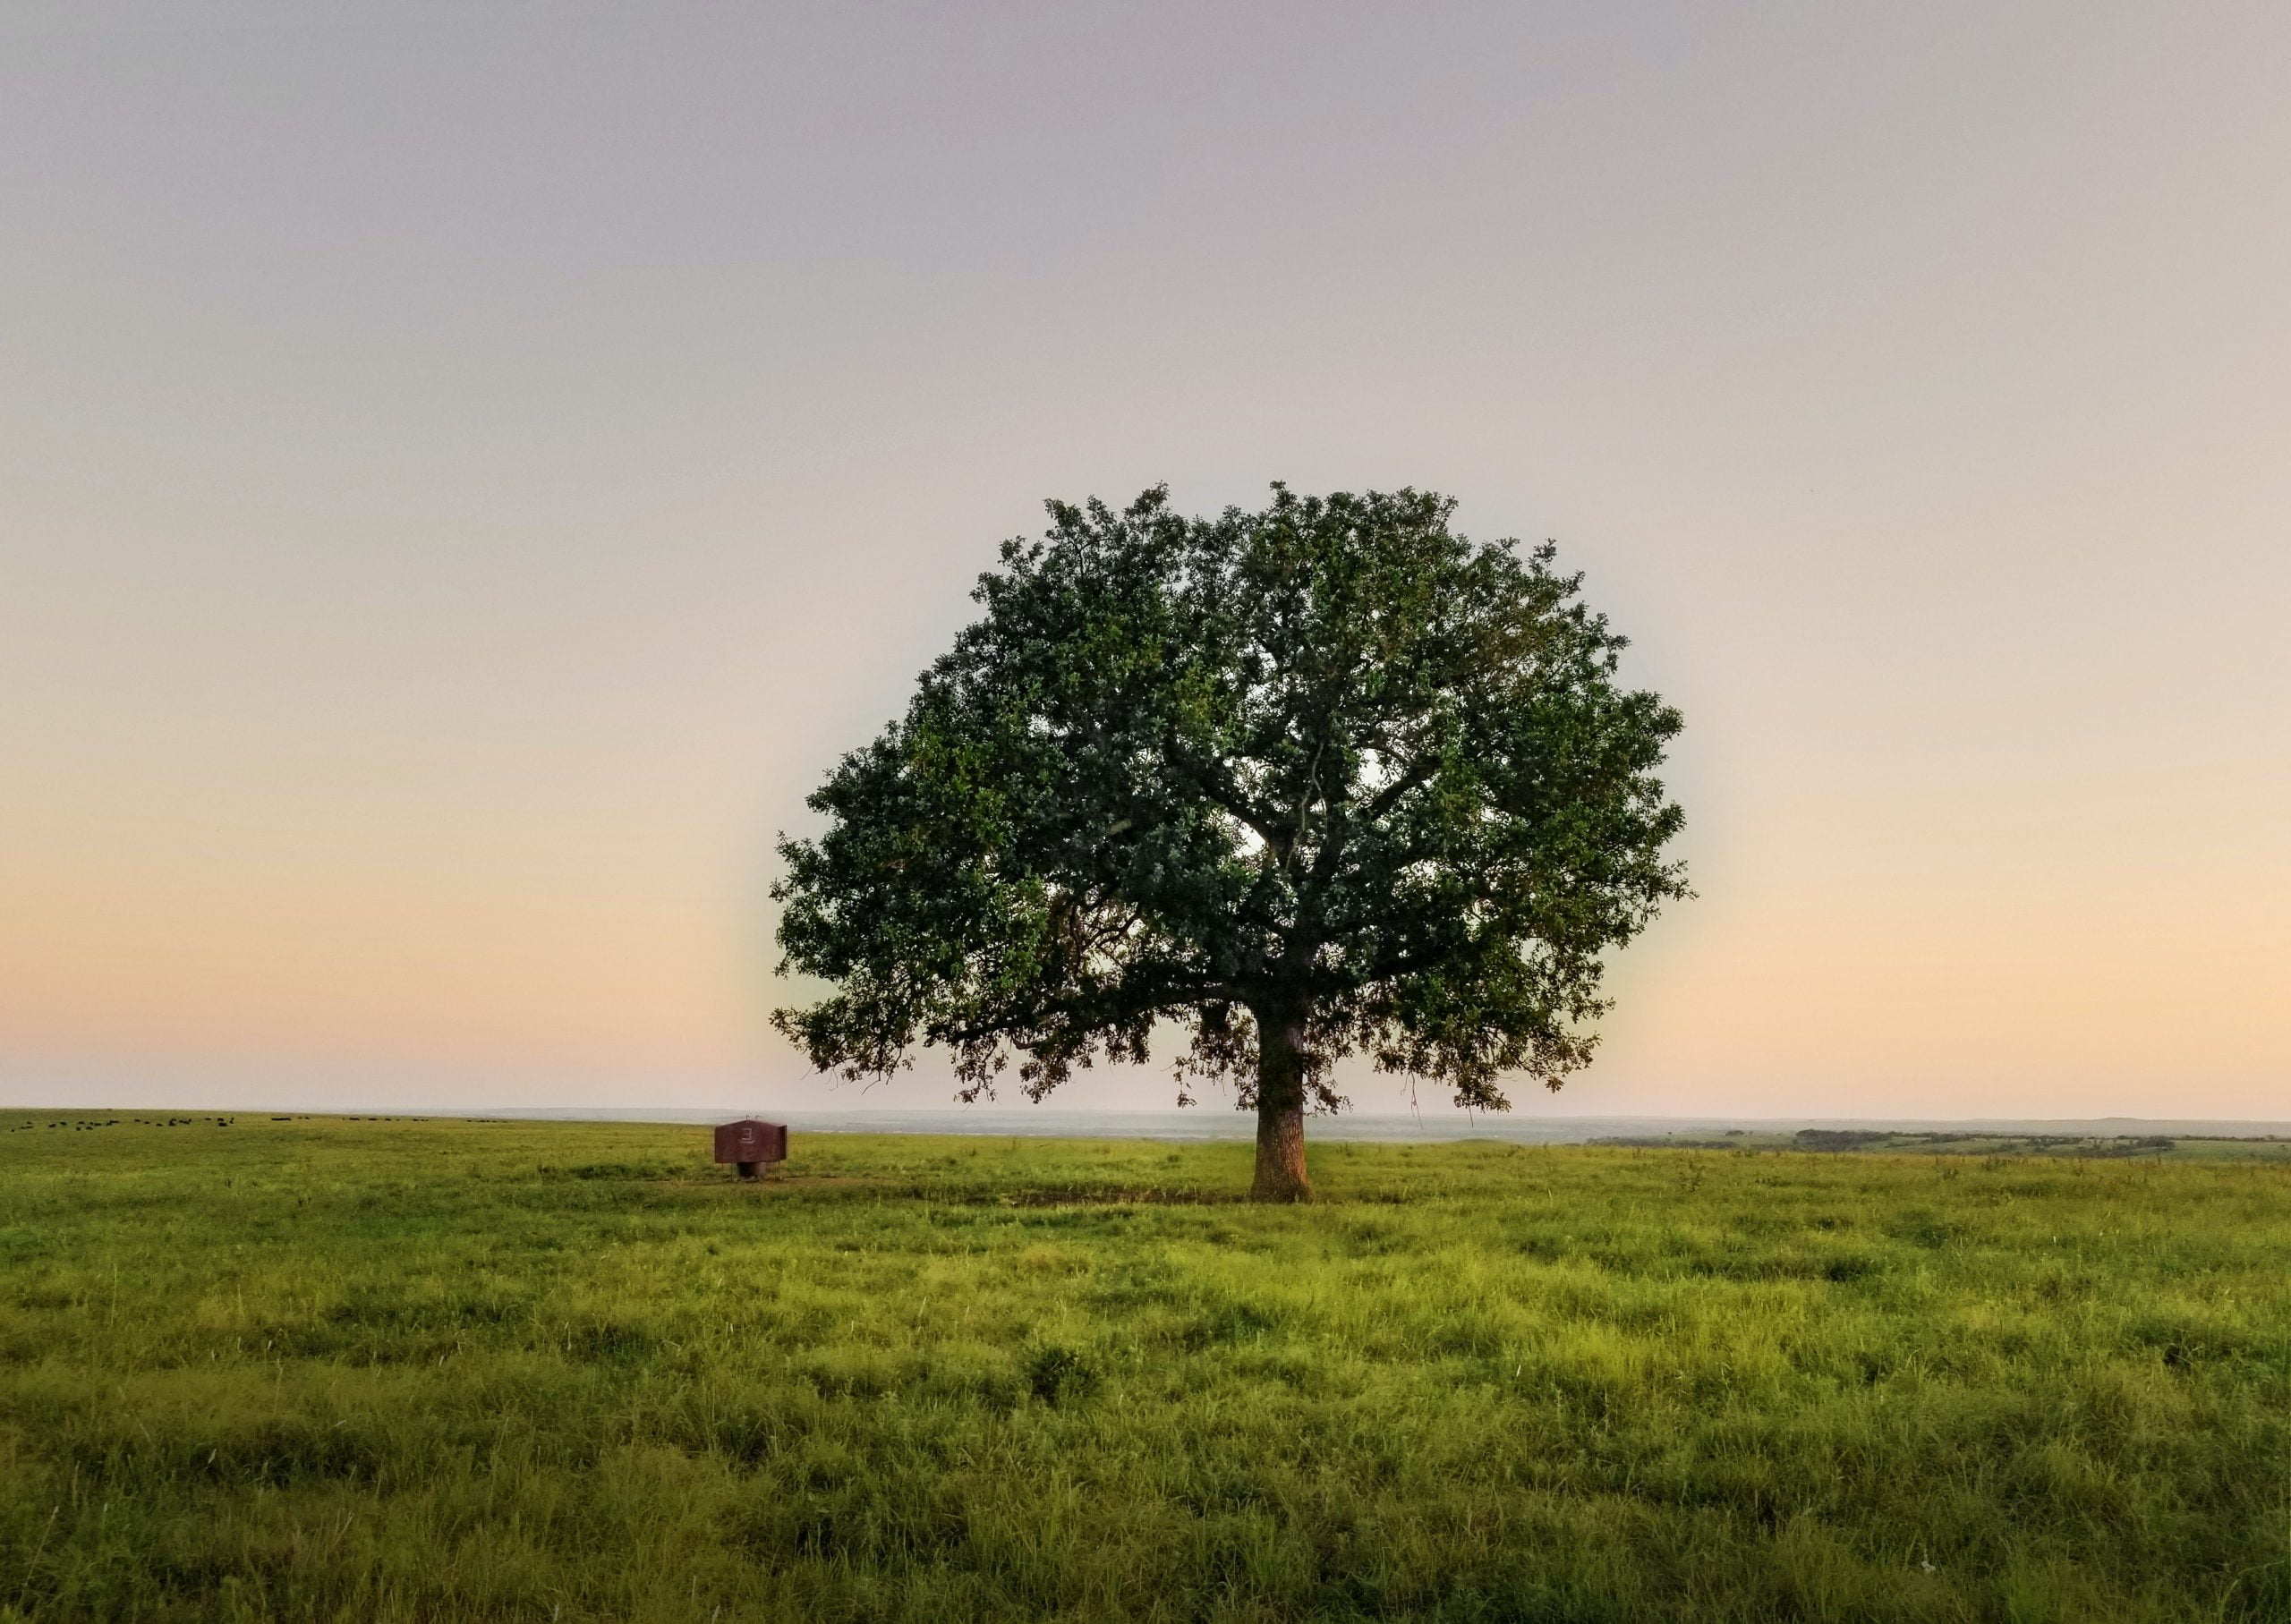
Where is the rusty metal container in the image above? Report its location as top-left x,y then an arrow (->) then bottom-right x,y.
712,1118 -> 788,1179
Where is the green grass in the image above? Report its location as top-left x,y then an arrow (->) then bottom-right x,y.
4,1113 -> 2289,1622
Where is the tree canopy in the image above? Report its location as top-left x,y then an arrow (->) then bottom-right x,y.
772,485 -> 1688,1198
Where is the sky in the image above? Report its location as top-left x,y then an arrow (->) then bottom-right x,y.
3,2 -> 2286,1121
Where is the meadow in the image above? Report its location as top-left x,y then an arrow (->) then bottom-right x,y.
3,1112 -> 2288,1622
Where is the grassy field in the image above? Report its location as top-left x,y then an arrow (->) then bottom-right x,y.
1592,1128 -> 2291,1161
3,1113 -> 2289,1622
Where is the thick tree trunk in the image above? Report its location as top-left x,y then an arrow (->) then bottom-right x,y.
1250,1011 -> 1313,1202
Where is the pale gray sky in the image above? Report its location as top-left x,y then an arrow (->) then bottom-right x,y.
4,3 -> 2286,1117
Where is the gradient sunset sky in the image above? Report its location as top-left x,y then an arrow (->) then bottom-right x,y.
4,3 -> 2286,1119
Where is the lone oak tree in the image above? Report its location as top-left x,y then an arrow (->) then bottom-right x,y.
772,486 -> 1688,1201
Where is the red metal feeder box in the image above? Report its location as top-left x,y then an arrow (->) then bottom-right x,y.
713,1118 -> 788,1180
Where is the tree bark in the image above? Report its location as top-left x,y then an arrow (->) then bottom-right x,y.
1250,1011 -> 1313,1202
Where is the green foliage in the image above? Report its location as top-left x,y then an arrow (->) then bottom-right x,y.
5,1114 -> 2291,1620
772,486 -> 1688,1117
